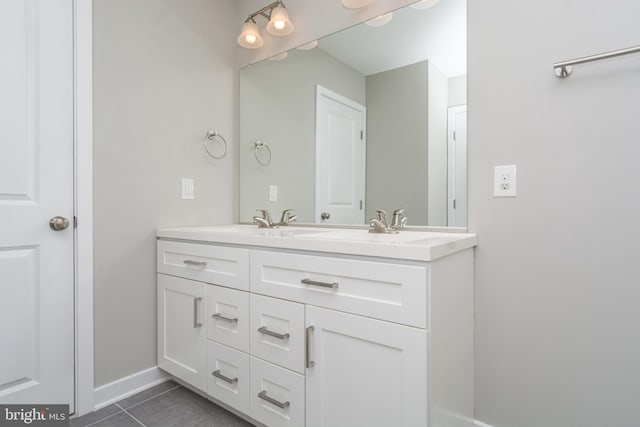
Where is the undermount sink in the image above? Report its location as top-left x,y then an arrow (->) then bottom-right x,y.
295,228 -> 434,244
179,225 -> 325,237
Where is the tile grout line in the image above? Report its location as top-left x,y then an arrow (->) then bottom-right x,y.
115,403 -> 146,427
123,384 -> 183,410
82,409 -> 125,427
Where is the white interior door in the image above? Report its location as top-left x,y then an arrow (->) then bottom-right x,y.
0,0 -> 75,408
315,85 -> 366,224
447,106 -> 467,227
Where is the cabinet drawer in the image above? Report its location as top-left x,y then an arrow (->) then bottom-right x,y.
206,285 -> 249,353
251,250 -> 429,328
250,357 -> 305,427
250,294 -> 305,374
206,341 -> 250,415
158,240 -> 249,290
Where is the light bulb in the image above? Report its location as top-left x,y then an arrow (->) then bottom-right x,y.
237,20 -> 263,49
266,5 -> 294,36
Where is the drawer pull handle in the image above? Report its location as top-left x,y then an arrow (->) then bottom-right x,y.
306,326 -> 315,368
258,390 -> 290,409
258,326 -> 290,340
301,278 -> 338,289
183,259 -> 207,267
212,313 -> 238,323
212,370 -> 238,384
193,297 -> 203,328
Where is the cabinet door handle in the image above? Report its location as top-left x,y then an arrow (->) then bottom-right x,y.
301,278 -> 338,289
212,313 -> 238,323
257,326 -> 290,340
212,370 -> 238,384
258,390 -> 290,409
306,326 -> 315,368
183,259 -> 207,267
193,297 -> 203,328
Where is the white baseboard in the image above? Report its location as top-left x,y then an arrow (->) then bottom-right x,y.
474,420 -> 495,427
93,366 -> 170,410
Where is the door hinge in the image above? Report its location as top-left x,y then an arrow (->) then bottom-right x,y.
74,216 -> 78,228
360,130 -> 363,140
453,130 -> 456,141
360,200 -> 363,210
453,199 -> 456,209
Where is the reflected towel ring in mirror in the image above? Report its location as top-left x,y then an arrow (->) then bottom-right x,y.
254,140 -> 272,166
203,131 -> 228,159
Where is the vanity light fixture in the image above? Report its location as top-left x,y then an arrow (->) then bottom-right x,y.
237,0 -> 294,49
410,0 -> 441,10
365,12 -> 393,27
342,0 -> 373,9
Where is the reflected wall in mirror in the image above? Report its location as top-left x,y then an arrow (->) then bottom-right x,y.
239,0 -> 466,227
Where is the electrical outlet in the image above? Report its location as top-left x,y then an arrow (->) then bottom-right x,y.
494,165 -> 516,197
181,178 -> 194,200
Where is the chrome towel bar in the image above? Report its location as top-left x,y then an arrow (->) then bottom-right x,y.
554,45 -> 640,78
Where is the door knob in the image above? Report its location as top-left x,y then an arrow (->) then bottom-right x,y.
49,216 -> 70,231
320,212 -> 330,220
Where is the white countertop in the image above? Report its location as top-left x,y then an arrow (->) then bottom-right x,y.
156,224 -> 476,262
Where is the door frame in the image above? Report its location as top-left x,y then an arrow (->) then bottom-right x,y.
74,0 -> 94,416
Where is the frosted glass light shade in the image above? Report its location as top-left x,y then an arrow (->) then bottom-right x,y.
342,0 -> 373,9
365,12 -> 393,26
266,5 -> 294,36
237,21 -> 263,49
410,0 -> 441,10
297,40 -> 318,50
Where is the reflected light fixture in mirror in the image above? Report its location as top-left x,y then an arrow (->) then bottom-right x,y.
237,0 -> 294,49
297,40 -> 318,50
410,0 -> 441,9
342,0 -> 373,9
366,12 -> 393,27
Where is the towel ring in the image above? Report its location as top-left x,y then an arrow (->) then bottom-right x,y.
203,131 -> 227,160
254,140 -> 272,166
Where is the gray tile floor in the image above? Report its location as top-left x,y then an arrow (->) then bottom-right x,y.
71,381 -> 254,427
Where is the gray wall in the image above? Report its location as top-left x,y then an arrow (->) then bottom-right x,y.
365,61 -> 428,224
239,48 -> 365,223
93,0 -> 236,387
469,0 -> 640,426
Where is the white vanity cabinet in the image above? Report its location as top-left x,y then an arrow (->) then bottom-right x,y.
157,226 -> 475,427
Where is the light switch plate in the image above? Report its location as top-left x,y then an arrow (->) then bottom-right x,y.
269,184 -> 278,202
181,178 -> 194,200
494,165 -> 516,197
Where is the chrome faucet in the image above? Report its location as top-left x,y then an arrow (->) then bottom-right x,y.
278,209 -> 297,226
253,209 -> 273,228
391,209 -> 407,229
368,209 -> 399,234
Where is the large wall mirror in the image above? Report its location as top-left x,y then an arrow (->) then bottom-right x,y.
239,0 -> 466,227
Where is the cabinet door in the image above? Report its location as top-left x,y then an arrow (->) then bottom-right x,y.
306,306 -> 428,427
158,274 -> 206,391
